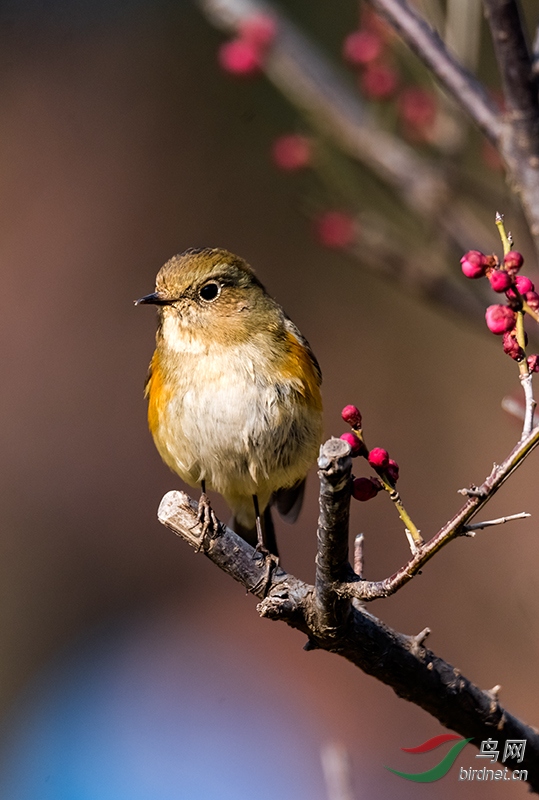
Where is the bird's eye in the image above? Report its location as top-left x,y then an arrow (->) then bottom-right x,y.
199,281 -> 221,302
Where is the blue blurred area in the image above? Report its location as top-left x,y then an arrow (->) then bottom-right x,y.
0,610 -> 324,800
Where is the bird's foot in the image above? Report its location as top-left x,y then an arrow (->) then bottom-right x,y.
196,493 -> 219,551
252,543 -> 280,598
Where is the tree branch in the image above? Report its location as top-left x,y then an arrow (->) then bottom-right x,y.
158,483 -> 539,791
339,422 -> 539,601
367,0 -> 502,143
482,0 -> 539,247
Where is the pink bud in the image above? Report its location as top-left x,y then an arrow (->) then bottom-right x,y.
343,29 -> 383,65
341,404 -> 362,428
460,250 -> 487,279
314,211 -> 356,249
527,354 -> 539,373
368,447 -> 389,469
515,275 -> 535,294
352,477 -> 382,502
340,432 -> 363,457
504,251 -> 524,274
360,62 -> 398,99
397,87 -> 436,130
488,270 -> 512,292
218,39 -> 262,76
271,134 -> 312,171
525,291 -> 539,310
386,458 -> 400,483
485,304 -> 516,335
238,14 -> 277,49
502,332 -> 524,361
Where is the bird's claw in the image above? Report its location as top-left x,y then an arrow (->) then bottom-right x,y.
196,493 -> 219,551
251,545 -> 280,598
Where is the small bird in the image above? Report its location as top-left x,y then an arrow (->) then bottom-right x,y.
137,247 -> 323,557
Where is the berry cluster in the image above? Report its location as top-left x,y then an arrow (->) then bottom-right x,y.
340,405 -> 400,502
218,14 -> 277,76
343,9 -> 436,142
460,248 -> 539,370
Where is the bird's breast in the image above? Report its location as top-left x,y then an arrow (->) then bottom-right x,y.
146,336 -> 322,498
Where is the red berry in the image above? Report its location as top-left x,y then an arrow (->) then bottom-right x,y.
460,250 -> 487,279
397,87 -> 436,130
341,404 -> 362,428
515,275 -> 535,294
343,29 -> 383,65
271,134 -> 311,171
504,251 -> 524,274
352,477 -> 382,501
238,14 -> 277,49
485,304 -> 516,335
527,354 -> 539,373
488,270 -> 512,292
525,291 -> 539,310
314,211 -> 356,249
218,39 -> 262,75
368,447 -> 389,469
502,332 -> 524,361
360,62 -> 398,99
340,432 -> 363,457
386,458 -> 399,483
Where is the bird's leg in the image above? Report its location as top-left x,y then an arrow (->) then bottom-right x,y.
251,494 -> 279,597
196,480 -> 218,547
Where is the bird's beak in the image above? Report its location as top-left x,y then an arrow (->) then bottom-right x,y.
134,292 -> 171,306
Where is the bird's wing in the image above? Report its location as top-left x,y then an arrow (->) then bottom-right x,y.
283,315 -> 322,385
273,478 -> 306,524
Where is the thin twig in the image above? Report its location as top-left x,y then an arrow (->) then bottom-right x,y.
462,511 -> 530,532
520,373 -> 536,439
338,423 -> 539,601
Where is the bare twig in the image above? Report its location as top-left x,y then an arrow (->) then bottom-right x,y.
520,372 -> 536,439
367,0 -> 502,143
462,511 -> 530,532
337,423 -> 539,601
157,487 -> 539,791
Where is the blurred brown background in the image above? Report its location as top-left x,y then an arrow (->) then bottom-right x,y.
0,1 -> 537,797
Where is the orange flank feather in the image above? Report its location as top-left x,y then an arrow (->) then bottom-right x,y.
145,351 -> 171,435
280,330 -> 323,412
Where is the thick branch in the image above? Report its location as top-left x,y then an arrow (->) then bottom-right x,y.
367,0 -> 502,143
158,489 -> 539,791
482,0 -> 539,244
315,439 -> 354,635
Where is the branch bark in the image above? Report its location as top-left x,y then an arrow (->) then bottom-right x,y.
158,483 -> 539,791
482,0 -> 539,246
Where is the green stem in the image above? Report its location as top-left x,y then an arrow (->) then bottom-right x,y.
495,212 -> 512,256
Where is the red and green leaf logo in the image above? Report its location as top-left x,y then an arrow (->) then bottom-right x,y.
386,734 -> 473,782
